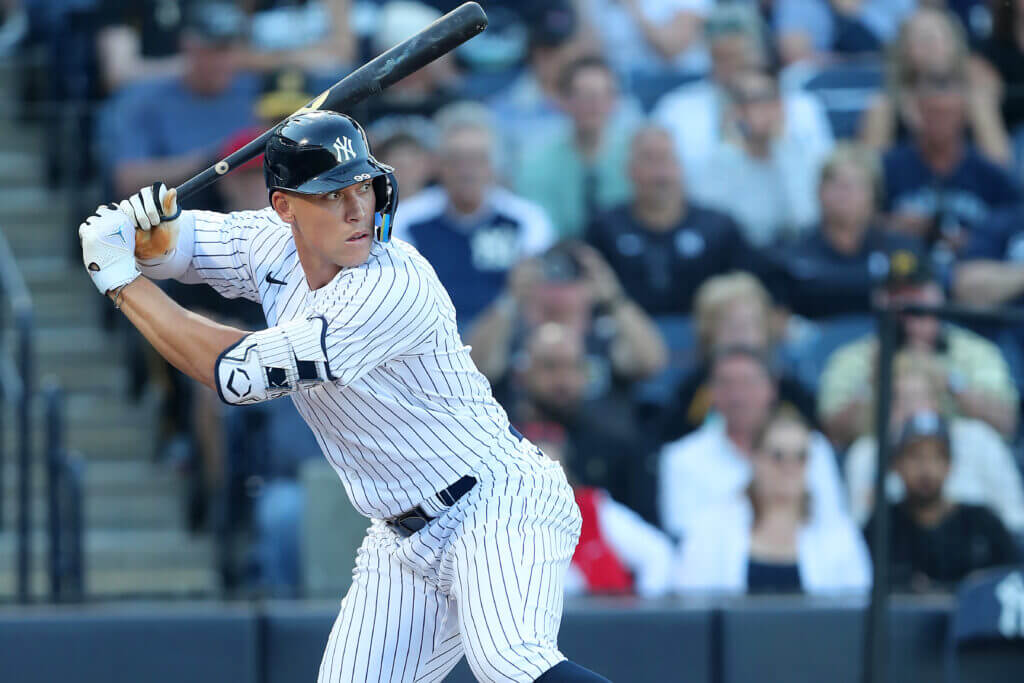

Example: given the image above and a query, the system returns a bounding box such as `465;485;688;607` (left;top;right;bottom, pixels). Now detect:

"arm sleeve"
320;249;439;386
598;494;676;598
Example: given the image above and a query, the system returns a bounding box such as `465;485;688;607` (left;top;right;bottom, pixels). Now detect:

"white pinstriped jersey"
184;207;537;519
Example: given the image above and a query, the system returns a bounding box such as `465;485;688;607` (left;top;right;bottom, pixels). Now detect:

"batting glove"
79;204;141;295
118;182;183;265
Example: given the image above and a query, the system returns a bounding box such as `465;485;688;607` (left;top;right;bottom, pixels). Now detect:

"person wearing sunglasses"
673;407;870;595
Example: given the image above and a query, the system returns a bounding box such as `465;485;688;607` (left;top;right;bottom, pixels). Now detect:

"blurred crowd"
10;0;1024;598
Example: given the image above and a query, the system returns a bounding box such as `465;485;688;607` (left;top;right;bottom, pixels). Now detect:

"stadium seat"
793;59;884;140
948;566;1024;683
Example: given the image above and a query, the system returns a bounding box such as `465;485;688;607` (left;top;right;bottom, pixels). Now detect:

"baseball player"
77;111;609;683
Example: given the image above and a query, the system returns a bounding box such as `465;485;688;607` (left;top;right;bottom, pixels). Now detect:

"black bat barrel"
174;2;487;203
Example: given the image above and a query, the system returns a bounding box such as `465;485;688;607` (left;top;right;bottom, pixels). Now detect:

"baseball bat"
174;2;488;204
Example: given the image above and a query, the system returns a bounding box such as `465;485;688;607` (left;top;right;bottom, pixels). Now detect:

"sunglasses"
765;447;808;464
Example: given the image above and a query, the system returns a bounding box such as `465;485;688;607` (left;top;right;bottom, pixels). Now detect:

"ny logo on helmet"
333;136;356;163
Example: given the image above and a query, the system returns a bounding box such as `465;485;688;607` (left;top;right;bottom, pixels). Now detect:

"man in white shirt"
659;345;846;540
652;3;833;182
689;67;827;246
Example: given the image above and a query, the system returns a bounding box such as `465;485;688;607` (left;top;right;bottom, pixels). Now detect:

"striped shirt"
185;208;535;519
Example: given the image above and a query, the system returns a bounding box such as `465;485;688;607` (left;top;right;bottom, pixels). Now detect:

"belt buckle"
389;505;432;538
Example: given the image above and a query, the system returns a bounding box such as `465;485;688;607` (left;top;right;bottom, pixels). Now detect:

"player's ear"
271;190;296;224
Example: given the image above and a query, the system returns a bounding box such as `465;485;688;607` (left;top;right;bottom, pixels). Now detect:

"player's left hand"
78;204;141;295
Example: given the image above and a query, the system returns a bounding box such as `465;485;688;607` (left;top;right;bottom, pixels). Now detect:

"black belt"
385;475;477;538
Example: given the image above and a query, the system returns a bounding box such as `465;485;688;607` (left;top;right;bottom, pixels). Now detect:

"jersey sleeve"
183;209;291;303
317;247;439;386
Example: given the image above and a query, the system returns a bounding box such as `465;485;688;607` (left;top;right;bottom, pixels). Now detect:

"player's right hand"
118;182;182;261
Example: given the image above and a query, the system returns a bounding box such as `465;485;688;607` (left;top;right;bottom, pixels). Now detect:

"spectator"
767;144;921;320
652;272;818;445
865;411;1021;593
774;0;915;65
586;125;752;316
883;42;1021;262
973;0;1024;155
658;346;847;541
367;116;437;201
675;407;871;595
689;67;825;247
951;204;1024;342
488;0;593;178
393;102;555;327
469;242;666;520
353;1;463;124
96;0;354;95
581;0;711;78
515;56;635;239
818;245;1019;447
845;350;1024;533
512;323;669;557
107;2;260;206
95;0;186;93
250;396;324;597
860;7;1011;168
216;128;267;212
652;3;833;181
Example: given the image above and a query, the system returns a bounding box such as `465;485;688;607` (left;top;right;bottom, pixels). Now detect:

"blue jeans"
255;480;304;596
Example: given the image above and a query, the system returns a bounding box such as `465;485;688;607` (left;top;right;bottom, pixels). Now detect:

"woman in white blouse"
675;407;871;595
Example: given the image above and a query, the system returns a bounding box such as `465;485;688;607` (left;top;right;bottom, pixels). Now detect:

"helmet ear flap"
373;171;399;242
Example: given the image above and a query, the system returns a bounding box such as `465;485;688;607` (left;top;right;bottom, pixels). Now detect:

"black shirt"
865;501;1021;592
586;203;752;316
883;144;1021;239
100;0;187;58
764;227;922;319
747;558;803;594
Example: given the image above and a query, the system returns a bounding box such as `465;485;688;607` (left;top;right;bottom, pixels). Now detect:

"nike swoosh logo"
265;273;288;286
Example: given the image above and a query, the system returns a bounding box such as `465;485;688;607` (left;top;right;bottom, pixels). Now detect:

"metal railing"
42;381;83;601
0;225;34;603
863;301;1024;683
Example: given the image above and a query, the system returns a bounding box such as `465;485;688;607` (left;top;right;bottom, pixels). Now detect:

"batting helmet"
264;111;399;241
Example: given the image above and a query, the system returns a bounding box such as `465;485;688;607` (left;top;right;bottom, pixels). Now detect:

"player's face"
284;181;377;268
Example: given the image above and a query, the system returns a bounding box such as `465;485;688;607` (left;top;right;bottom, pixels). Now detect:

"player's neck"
293;229;342;291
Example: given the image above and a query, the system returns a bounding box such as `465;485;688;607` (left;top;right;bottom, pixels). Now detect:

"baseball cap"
183;2;248;44
524;0;577;49
883;246;935;289
256;69;314;123
894;410;951;454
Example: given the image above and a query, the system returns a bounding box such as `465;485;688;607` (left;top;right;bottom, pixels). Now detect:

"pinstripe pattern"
318;448;581;683
179;208;583;681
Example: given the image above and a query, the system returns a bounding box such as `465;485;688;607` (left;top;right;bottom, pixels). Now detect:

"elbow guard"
215;315;335;405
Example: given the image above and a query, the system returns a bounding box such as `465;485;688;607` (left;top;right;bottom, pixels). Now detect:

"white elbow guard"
215;315;335;405
137;211;196;280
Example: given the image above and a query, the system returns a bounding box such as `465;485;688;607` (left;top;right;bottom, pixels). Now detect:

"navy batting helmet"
264;111;399;242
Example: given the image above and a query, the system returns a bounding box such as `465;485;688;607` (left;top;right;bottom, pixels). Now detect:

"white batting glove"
118;182;182;264
78;204;141;295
